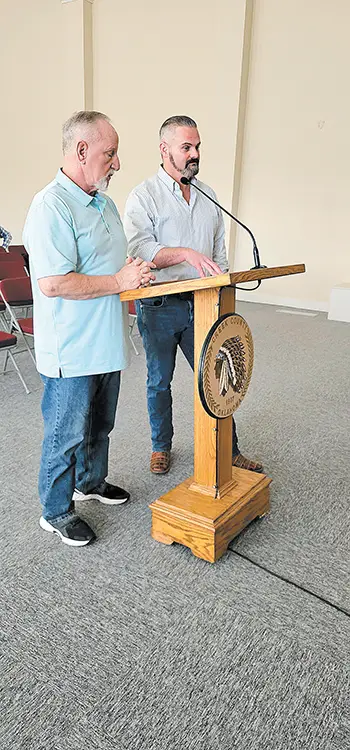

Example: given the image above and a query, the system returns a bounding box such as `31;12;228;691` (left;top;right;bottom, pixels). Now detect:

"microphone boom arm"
181;177;265;270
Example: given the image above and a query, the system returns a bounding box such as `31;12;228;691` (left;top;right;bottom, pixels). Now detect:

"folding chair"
0;259;31;331
128;300;140;355
0;277;36;364
8;245;30;273
0;331;30;394
0;255;28;279
0;298;8;332
7;244;28;259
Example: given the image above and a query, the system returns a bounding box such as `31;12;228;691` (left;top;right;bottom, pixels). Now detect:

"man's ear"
77;140;88;164
160;141;168;160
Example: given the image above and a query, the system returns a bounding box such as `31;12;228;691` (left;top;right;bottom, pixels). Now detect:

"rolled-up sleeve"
124;190;164;262
23;194;77;279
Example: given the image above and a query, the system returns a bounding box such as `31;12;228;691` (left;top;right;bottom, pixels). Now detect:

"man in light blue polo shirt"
23;111;155;547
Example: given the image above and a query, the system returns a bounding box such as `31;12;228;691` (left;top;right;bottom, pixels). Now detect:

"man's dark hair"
159;115;197;141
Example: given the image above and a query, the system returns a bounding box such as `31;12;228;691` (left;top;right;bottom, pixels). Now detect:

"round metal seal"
198;313;254;419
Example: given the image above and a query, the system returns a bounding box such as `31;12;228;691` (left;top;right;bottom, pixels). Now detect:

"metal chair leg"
14;327;36;365
129;332;139;355
7;350;30;394
3;351;9;372
129;317;139;355
0;311;10;331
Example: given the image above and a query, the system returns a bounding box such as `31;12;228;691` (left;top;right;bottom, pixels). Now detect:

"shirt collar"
55;169;97;207
157;165;197;194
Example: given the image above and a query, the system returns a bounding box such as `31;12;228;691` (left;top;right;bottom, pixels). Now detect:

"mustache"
186;159;199;166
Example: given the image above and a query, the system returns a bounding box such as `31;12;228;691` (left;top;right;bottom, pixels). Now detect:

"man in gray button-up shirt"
124;115;263;476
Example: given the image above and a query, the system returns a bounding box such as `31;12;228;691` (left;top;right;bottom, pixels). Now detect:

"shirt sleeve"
123;190;164;262
0;225;12;250
23;194;78;279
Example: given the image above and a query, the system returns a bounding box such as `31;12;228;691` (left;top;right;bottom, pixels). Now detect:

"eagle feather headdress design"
214;336;246;397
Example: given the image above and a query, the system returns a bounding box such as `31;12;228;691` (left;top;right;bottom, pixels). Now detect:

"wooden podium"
120;264;305;562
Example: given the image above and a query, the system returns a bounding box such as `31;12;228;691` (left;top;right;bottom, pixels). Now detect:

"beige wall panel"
93;0;248;236
0;0;86;242
236;0;350;308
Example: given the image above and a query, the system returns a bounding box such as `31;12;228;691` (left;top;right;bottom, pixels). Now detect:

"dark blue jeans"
39;372;120;521
136;295;239;454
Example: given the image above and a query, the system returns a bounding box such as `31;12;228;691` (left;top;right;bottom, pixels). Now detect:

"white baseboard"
236;291;328;313
328;284;350;322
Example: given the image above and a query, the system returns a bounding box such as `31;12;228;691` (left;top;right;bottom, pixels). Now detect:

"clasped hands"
123;256;157;289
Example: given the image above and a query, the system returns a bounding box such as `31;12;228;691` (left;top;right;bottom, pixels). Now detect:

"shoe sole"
39;517;93;547
232;462;264;474
232;468;264;474
72;490;129;505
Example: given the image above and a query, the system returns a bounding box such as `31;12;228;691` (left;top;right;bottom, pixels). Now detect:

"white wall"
92;0;248;234
1;0;349;312
235;0;350;309
0;0;89;242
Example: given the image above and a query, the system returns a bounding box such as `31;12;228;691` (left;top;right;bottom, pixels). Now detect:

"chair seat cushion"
17;318;34;335
0;332;17;348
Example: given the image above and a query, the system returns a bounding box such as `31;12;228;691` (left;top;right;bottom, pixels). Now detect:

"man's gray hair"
62;111;111;155
159;115;197;141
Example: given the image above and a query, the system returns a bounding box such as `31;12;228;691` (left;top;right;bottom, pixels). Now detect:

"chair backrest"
128;300;137;316
8;245;30;274
0;276;33;305
0;256;27;279
8;244;28;257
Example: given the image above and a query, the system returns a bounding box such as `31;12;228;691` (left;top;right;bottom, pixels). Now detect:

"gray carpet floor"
0;301;349;750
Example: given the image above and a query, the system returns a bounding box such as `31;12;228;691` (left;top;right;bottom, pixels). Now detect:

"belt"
172;292;193;301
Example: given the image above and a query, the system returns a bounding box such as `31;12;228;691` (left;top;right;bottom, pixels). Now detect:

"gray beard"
182;162;199;180
169;152;199;180
94;176;110;192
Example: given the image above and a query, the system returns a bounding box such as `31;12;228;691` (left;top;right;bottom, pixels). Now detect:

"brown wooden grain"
192;287;220;492
150;468;271;562
126;264;305;561
229;263;305;285
119;264;305;302
119;273;231;302
190;284;237;497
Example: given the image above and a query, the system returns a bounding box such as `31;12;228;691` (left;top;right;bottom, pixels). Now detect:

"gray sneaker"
39;514;96;547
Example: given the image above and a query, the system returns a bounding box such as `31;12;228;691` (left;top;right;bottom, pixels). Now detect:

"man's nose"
112;155;120;171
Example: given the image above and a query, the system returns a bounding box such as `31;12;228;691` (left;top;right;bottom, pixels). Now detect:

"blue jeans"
39;372;120;521
136;295;239;454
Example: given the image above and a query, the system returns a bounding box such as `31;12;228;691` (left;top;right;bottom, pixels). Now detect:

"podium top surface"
119;263;305;302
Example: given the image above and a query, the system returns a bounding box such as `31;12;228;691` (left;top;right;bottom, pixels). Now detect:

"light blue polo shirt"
23;169;130;378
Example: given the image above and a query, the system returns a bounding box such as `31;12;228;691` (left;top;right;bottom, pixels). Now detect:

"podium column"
190;285;236;499
149;281;271;562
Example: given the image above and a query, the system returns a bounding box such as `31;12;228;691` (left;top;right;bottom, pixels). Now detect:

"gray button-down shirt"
124;167;229;283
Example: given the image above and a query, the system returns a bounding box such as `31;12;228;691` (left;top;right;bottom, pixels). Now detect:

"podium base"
149;467;271;563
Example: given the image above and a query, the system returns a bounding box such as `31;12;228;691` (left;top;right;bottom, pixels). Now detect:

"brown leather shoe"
150;451;171;474
232;453;264;473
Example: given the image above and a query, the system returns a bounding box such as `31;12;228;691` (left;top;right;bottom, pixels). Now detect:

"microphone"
180;176;266;270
